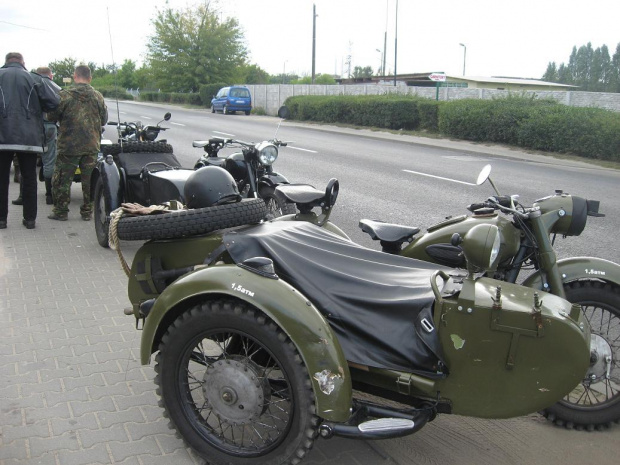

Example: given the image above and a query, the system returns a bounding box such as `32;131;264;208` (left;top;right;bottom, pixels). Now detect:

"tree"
351;66;373;79
48;57;77;87
146;2;247;92
542;62;558;82
238;64;270;84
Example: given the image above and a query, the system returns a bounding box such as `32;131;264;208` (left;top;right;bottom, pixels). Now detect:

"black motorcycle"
193;112;295;218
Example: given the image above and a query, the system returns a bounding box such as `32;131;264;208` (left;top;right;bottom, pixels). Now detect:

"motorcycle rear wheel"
259;186;296;219
541;280;620;430
154;299;318;465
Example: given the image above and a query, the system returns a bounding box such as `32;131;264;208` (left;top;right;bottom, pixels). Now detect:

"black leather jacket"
0;62;60;154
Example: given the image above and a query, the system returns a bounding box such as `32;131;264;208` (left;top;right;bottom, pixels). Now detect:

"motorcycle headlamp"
462;224;502;272
256;142;278;166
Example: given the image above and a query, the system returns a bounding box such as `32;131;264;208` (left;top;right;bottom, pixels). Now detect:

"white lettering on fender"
231;283;255;297
585;269;606;276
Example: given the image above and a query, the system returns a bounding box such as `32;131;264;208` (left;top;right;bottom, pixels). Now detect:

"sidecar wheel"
259;186;296;219
116;198;267;241
94;178;110;248
154;300;318;465
541;281;620;429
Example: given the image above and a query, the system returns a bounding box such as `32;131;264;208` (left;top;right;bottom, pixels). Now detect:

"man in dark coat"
0;52;60;229
47;65;107;221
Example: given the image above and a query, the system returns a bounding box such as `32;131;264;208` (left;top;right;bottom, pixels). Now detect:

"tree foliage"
146;2;247;92
543;42;620;92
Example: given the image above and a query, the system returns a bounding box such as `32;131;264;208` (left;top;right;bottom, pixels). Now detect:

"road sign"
429;73;447;82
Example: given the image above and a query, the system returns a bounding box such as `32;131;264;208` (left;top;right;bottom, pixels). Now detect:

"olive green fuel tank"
401;214;521;268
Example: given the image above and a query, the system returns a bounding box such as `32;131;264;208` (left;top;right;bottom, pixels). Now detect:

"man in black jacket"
0;52;60;229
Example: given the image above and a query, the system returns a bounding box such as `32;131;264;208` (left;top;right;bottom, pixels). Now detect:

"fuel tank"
402;214;521;268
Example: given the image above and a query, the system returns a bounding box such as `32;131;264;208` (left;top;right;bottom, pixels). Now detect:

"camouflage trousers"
51;151;97;216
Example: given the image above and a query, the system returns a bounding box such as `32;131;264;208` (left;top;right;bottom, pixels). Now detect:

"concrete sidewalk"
1;151;617;465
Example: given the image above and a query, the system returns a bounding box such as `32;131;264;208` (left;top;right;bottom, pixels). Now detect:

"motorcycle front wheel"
541;280;620;430
94;178;110;248
154;299;318;465
259;186;296;218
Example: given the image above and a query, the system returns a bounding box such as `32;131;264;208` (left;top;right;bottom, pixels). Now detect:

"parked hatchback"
211;86;252;115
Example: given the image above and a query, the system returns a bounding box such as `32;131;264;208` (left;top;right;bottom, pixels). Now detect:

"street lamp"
283;60;288;84
459;43;466;76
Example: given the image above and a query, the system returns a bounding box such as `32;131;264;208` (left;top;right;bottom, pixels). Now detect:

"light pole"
283;60;287;84
459;43;467;76
376;49;383;76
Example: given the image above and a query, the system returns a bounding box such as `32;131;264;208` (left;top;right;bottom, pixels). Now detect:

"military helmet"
184;166;242;209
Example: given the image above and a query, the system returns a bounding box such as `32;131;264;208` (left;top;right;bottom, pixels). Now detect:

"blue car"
211;86;252;115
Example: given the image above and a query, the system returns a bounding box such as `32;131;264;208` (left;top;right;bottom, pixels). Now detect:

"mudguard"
94;156;123;213
139;264;352;422
522;256;620;290
258;172;289;188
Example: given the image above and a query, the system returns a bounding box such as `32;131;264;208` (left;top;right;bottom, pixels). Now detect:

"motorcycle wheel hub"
586;334;613;382
202;358;269;424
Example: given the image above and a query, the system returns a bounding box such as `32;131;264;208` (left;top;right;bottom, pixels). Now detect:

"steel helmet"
184;166;242;208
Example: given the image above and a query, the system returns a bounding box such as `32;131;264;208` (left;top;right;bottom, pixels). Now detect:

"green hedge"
284;95;441;131
284;95;620;161
138;92;202;106
95;86;134;100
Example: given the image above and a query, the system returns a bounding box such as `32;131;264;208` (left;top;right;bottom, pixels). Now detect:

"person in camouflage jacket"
47;65;107;221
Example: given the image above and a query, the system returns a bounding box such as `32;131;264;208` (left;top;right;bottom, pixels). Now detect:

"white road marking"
287;146;318;153
213;131;235;137
171;122;185;126
140;116;152;119
403;169;476;186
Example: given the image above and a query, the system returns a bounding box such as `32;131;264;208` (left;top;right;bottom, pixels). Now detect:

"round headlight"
462;224;502;272
256;142;278;166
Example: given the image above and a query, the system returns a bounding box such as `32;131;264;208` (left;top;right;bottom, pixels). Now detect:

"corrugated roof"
448;75;577;88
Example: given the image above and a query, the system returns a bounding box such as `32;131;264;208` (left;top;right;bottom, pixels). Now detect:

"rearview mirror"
476;164;492;185
277;106;290;119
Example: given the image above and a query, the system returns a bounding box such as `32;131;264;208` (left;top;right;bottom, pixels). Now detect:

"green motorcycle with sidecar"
359;164;620;430
118;168;593;465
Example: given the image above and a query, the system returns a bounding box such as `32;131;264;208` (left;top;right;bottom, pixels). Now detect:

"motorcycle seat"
359;219;420;243
276;184;325;206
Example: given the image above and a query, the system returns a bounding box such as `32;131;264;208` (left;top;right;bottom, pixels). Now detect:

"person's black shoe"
46;194;53;205
0;220;7;229
12;196;23;205
48;212;68;221
22;219;35;229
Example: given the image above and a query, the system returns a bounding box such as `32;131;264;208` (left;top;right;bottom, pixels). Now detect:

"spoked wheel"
541;281;620;430
155;300;318;464
93;178;110;248
259;185;296;219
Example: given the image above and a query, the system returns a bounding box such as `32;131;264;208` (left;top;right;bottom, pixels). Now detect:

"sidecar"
92;144;194;248
123;182;592;465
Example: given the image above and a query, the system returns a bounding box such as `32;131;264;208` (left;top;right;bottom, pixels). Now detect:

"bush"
199;83;227;107
96;86;134;100
137;92;201;106
284;95;434;131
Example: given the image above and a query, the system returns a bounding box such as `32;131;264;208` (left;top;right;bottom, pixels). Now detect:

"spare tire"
116;198;267;241
102;141;174;156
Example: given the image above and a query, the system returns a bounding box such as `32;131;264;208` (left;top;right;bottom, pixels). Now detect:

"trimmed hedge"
284;95;441;131
139;92;202;106
96;86;134;100
284;95;620;161
199;83;227;107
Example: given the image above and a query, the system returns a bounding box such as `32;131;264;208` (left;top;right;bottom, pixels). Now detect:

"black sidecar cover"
225;221;450;375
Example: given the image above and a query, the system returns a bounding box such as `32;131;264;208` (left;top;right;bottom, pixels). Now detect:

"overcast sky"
2;0;619;80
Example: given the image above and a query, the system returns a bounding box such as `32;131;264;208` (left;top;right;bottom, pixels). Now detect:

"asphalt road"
107;99;620;265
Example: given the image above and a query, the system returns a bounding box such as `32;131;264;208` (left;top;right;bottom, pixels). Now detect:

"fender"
96;156;123;213
139;264;352;422
258;171;289;188
522;256;620;290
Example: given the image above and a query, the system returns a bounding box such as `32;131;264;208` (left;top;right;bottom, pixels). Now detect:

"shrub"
199;83;227;106
95;86;134;100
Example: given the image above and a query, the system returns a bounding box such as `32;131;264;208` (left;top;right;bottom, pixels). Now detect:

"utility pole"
383;0;388;78
312;4;317;84
394;0;398;86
